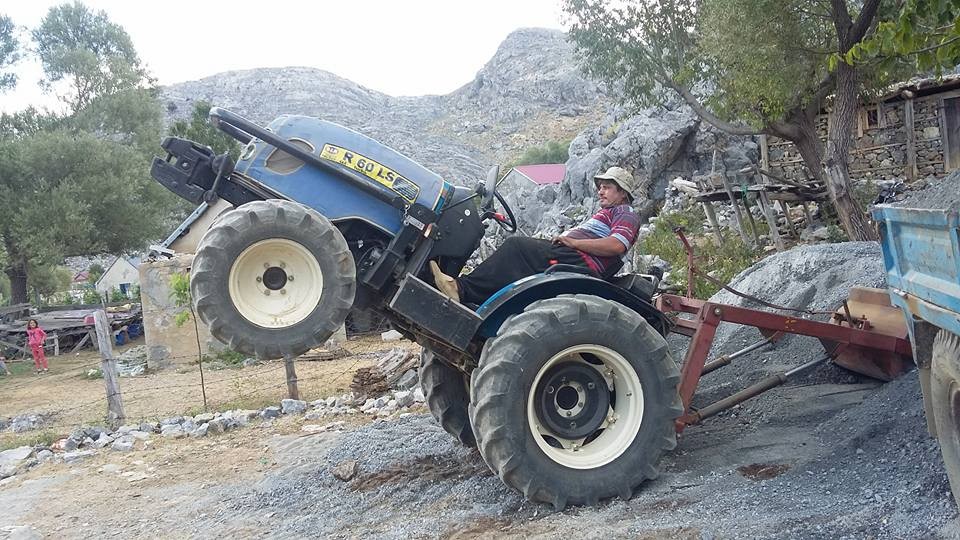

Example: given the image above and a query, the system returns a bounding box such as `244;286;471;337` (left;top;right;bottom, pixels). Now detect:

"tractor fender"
475;272;670;339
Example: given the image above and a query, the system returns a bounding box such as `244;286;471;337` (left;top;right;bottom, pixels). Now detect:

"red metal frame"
656;229;913;432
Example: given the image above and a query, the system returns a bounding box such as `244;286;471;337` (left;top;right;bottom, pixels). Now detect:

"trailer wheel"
931;329;960;507
469;295;682;509
191;199;355;359
419;349;476;447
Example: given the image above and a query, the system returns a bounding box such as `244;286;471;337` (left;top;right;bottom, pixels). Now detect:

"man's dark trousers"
457;236;588;305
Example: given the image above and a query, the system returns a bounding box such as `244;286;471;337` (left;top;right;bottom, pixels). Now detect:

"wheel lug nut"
565;411;572;417
288;275;295;282
280;262;286;269
263;262;270;269
546;386;554;394
587;382;595;390
256;276;262;283
263;290;270;296
280;289;286;295
569;422;576;429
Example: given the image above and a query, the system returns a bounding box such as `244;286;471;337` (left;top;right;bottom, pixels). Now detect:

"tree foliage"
170;101;241;159
0;3;177;304
0;14;20;92
563;0;899;241
506;139;570;169
32;2;150;113
28;264;72;300
846;0;960;74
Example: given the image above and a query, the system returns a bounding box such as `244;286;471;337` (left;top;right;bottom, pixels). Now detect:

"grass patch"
212;394;278;413
198;349;248;369
639;205;761;299
0;430;58;451
2;361;39;378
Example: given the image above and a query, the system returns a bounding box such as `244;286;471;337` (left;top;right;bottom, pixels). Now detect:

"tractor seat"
543;262;660;302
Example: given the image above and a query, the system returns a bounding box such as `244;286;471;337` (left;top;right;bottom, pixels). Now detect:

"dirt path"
0;335;417;445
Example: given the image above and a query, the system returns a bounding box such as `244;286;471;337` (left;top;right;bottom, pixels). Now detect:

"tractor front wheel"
191;199;355;359
469;295;682;509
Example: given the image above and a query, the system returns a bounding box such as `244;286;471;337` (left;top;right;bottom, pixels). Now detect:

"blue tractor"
151;108;681;508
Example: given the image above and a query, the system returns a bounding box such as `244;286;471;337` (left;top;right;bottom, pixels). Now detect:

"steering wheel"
478;166;518;233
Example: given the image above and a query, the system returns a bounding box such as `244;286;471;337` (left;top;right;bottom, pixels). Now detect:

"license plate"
319;144;420;203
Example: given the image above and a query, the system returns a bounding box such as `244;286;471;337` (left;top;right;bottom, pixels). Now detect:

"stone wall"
766;94;948;184
138;255;224;369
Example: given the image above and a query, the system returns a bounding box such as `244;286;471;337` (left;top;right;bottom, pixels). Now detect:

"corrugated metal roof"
513;163;565;185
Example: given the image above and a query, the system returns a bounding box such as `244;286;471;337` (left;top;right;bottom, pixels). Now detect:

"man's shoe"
429;261;460;303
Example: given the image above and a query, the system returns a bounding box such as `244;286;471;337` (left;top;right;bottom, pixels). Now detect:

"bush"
82;288;102;304
199;348;248;369
505;139;571;170
639;206;761;298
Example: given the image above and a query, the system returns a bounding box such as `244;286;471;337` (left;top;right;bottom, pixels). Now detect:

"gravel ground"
175;241;957;538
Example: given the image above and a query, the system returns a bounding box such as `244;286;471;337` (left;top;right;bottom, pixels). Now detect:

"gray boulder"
281;399;307;415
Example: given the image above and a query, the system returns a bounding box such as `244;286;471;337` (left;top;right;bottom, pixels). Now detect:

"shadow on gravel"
350;453;493;491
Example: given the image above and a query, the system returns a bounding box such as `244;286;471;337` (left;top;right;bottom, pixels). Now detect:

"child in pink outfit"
26;319;47;374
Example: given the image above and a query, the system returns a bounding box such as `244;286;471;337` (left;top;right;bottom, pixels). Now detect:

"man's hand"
552;235;577;248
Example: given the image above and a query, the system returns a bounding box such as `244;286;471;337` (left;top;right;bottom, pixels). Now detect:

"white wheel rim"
526;345;644;469
227;238;323;328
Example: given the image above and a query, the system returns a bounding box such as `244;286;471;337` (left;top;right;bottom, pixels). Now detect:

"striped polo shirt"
563;204;641;275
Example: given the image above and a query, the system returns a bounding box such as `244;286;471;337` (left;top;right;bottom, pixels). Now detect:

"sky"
0;0;567;113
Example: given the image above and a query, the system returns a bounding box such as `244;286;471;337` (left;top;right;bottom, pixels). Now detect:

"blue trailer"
874;205;960;504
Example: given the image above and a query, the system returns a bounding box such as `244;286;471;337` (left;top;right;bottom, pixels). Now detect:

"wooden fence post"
94;310;125;426
285;354;299;400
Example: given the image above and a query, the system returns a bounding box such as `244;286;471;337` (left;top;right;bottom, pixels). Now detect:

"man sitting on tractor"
430;166;641;305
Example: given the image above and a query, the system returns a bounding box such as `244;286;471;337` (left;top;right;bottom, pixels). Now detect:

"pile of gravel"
687;242;887;407
891;169;960;210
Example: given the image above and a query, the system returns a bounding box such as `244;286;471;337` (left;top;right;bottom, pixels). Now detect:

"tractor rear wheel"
419;349;475;447
931;329;960;508
191;199;355;359
469;295;682;509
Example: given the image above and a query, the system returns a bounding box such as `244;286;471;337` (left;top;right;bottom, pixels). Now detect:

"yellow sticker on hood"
319;144;420;203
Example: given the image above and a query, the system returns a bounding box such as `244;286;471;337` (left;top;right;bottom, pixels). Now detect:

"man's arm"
554;235;626;257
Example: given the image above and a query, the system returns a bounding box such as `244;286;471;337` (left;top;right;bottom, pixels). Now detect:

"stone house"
763;74;960;184
95;256;141;298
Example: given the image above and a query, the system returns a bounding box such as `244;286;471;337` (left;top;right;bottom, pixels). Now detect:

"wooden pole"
94;310;125;426
701;202;724;246
800;202;815;232
778;201;801;238
285;354;299;400
757;191;785;251
741;195;761;246
904;96;917;181
719;173;751;244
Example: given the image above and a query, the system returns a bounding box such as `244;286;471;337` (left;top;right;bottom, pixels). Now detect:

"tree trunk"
4;260;28;305
783;106;876;242
2;233;29;305
823;62;878;241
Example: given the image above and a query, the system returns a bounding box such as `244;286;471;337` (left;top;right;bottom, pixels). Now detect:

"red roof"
513;164;565;185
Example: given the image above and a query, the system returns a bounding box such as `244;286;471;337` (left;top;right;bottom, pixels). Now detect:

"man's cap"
594;166;637;200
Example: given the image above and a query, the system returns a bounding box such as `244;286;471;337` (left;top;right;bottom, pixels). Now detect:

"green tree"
506;139;570;170
170;101;241;159
0;14;20;92
0;4;177;305
563;0;901;241
87;263;104;284
848;0;960;73
32;2;150;113
29;264;72;302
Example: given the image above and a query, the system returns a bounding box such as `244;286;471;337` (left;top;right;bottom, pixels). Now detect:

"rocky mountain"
161;28;608;184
